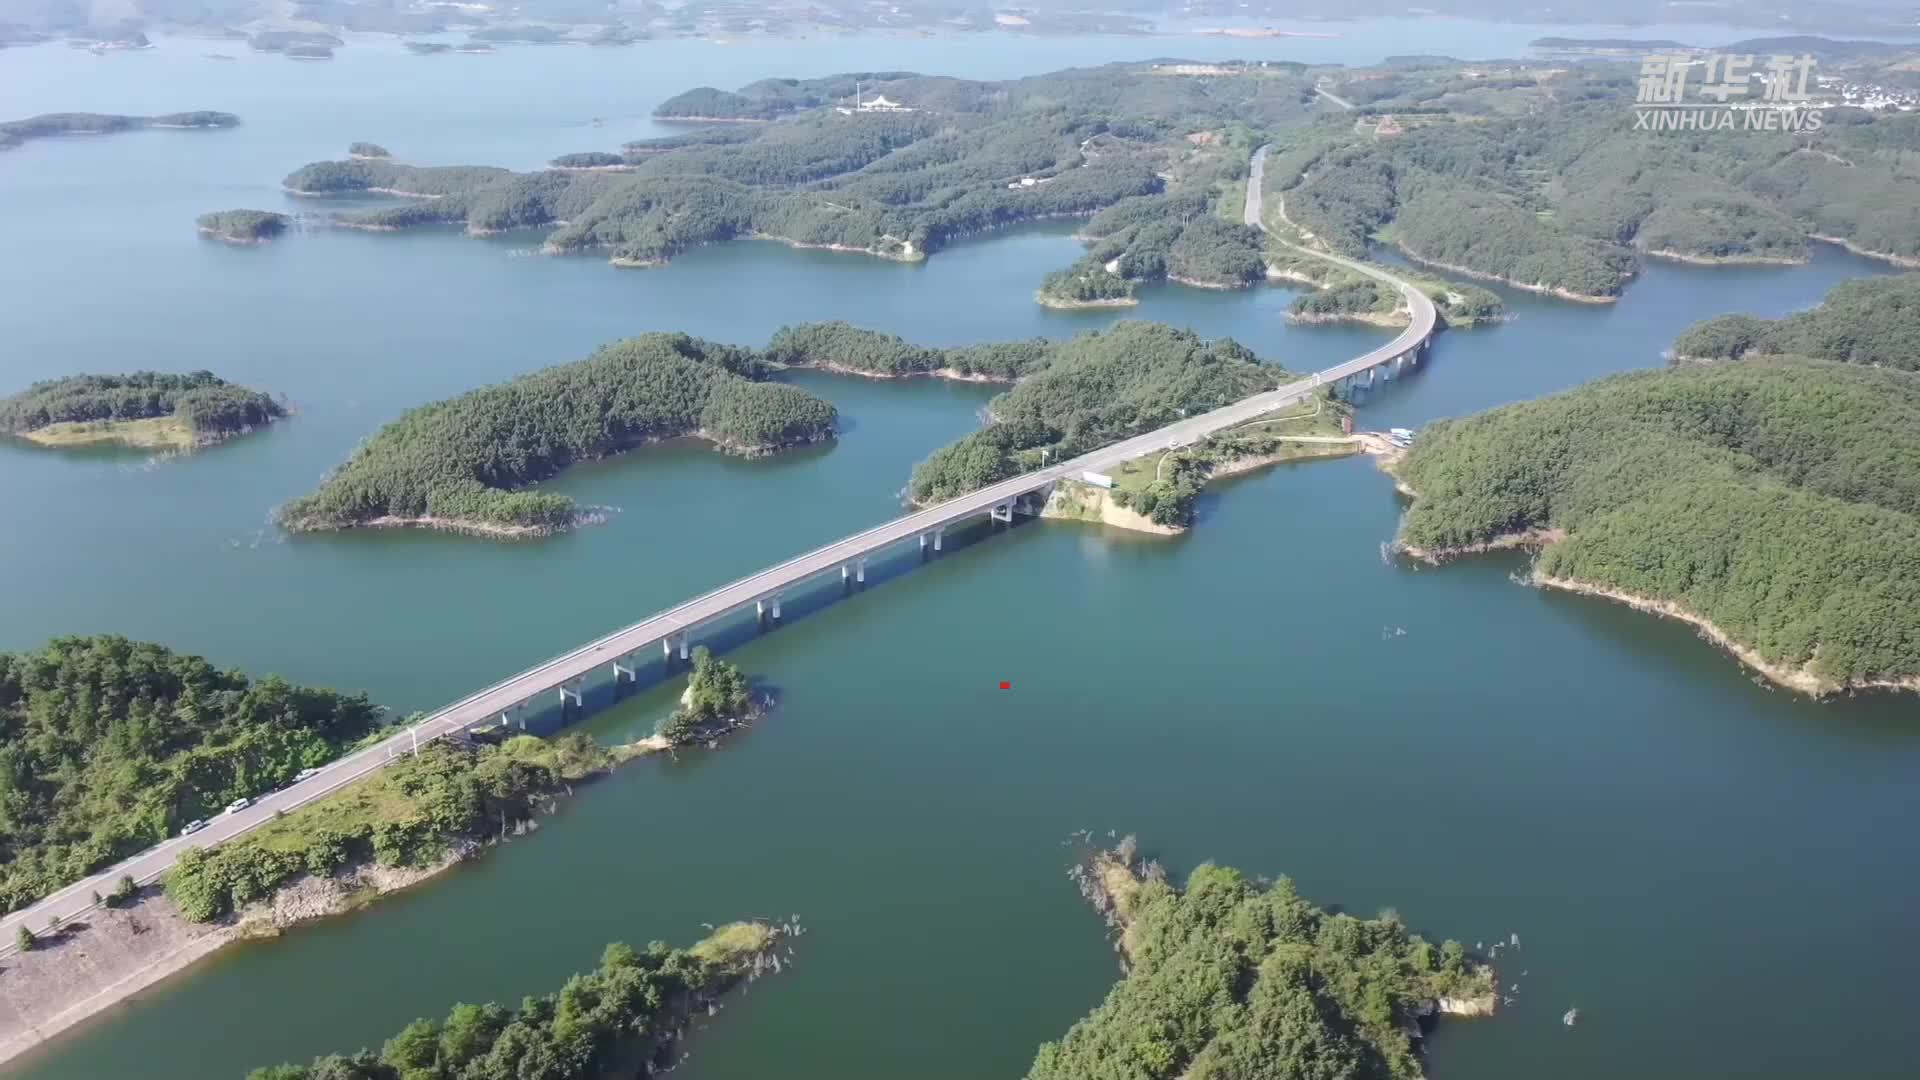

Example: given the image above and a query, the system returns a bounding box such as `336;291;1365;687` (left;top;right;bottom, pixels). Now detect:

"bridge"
0;146;1437;949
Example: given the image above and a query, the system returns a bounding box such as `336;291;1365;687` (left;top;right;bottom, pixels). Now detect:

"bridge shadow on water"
486;512;1034;740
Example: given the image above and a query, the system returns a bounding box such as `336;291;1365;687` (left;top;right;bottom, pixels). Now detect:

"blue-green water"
2;32;1916;1080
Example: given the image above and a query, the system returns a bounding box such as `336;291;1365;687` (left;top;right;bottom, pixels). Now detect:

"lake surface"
4;31;1918;1080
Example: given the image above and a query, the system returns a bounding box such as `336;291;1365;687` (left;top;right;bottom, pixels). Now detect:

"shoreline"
1036;292;1137;309
787;361;1013;384
1534;573;1920;698
195;226;275;245
1643;247;1808;266
1393;245;1620;304
1809;234;1920;268
1392;522;1919;697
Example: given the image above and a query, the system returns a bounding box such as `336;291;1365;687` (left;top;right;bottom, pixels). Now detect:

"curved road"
0;145;1437;952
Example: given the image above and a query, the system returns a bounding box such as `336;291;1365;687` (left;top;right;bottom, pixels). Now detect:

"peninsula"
195;208;290;243
246;924;789;1080
0;370;285;450
0;110;238;151
274;333;838;537
1673;272;1920;369
1036;841;1497;1080
1390;357;1920;695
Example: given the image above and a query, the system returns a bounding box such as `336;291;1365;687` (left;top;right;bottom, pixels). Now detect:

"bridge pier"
557;679;583;714
856;556;866;583
757;594;783;624
990;501;1013;524
934;526;944;552
612;655;636;686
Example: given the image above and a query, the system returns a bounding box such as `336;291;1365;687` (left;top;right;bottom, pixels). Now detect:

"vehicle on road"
180;819;207;836
223;797;251;815
294;767;320;782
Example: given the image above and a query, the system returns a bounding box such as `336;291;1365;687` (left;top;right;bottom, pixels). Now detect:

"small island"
195;208;290;244
348;141;391;159
0;110;239;151
1;371;285;451
1036;840;1497;1080
274;333;839;538
658;647;762;746
246;924;788;1080
1389;355;1920;695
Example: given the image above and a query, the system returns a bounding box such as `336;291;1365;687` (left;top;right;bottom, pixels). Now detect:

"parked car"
180;819;208;836
294;767;320;783
223;797;251;815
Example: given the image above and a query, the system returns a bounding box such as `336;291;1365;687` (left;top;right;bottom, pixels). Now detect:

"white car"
223;797;251;815
180;819;208;836
294;767;320;783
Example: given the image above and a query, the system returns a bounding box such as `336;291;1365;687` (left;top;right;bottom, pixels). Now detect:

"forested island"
0;635;381;915
276;64;1337;298
275;333;838;537
0;370;285;450
1033;842;1496;1080
196;209;290;243
245;924;788;1080
658;648;759;746
1273;59;1920;298
1673;273;1920;369
0;110;238;151
906;321;1362;529
1392;357;1920;694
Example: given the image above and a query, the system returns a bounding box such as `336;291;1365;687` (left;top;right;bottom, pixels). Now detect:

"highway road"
0;145;1437;950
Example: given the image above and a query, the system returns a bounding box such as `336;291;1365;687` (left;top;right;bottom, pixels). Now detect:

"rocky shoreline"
1394;245;1620;304
0;851;470;1067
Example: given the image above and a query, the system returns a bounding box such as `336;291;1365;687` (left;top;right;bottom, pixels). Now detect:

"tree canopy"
1673;273;1920;369
1030;851;1492;1080
0;371;283;437
275;333;838;534
657;647;753;745
1395;358;1920;689
0;636;380;914
909;322;1289;503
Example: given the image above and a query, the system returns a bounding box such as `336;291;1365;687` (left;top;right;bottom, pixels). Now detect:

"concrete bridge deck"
0;144;1438;949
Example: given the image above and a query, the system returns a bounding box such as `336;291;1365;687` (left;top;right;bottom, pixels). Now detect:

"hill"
1392;358;1920;694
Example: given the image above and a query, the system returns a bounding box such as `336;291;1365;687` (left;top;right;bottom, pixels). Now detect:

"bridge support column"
933;526;944;552
558;680;583;713
990;501;1013;524
612;656;636;686
771;593;782;620
679;635;690;661
855;557;866;584
841;563;850;584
